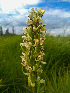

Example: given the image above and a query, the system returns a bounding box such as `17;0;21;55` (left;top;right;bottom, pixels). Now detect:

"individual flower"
40;79;45;83
22;52;26;57
34;39;39;45
28;66;32;73
41;61;47;64
20;43;24;47
37;76;40;81
38;8;41;13
21;63;26;67
31;82;35;87
33;26;37;32
39;18;44;23
25;64;30;70
28;42;32;47
25;19;33;25
28;14;33;19
37;65;43;74
43;24;46;27
27;34;32;41
38;55;43;61
23;27;28;34
22;36;27;39
41;10;45;14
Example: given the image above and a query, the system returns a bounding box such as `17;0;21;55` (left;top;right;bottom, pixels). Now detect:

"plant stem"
32;87;35;93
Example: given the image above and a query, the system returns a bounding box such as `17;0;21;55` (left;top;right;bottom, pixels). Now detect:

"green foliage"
0;34;70;92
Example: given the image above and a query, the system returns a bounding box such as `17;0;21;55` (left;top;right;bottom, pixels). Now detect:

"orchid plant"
20;7;47;93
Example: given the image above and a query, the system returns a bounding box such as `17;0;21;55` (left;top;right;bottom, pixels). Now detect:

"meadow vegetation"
0;34;70;93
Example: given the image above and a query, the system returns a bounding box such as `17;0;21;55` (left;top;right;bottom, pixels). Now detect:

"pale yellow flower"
39;18;44;23
23;27;28;34
40;79;45;83
41;10;45;14
36;16;40;22
22;52;26;57
22;36;27;39
40;37;43;41
20;57;26;63
23;39;28;43
41;70;43;73
28;66;32;72
42;52;45;55
27;34;32;41
28;10;34;14
23;27;26;31
33;27;37;32
35;7;37;11
34;39;39;45
28;14;33;19
43;24;46;27
31;82;35;87
28;42;32;47
38;55;43;61
23;41;27;45
40;40;44;45
22;42;30;49
37;76;40;81
21;63;26;67
20;43;25;47
37;65;43;73
37;16;40;20
35;58;39;62
23;38;28;43
25;19;33;25
31;7;35;11
41;27;47;31
24;42;32;49
25;65;30;70
41;61;47;64
38;8;41;13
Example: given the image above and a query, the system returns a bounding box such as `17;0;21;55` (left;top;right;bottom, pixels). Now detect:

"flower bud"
41;10;45;14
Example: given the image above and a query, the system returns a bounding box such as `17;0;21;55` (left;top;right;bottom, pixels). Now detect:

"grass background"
0;33;70;93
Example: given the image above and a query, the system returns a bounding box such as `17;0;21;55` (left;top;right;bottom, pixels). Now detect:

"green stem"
32;87;35;93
